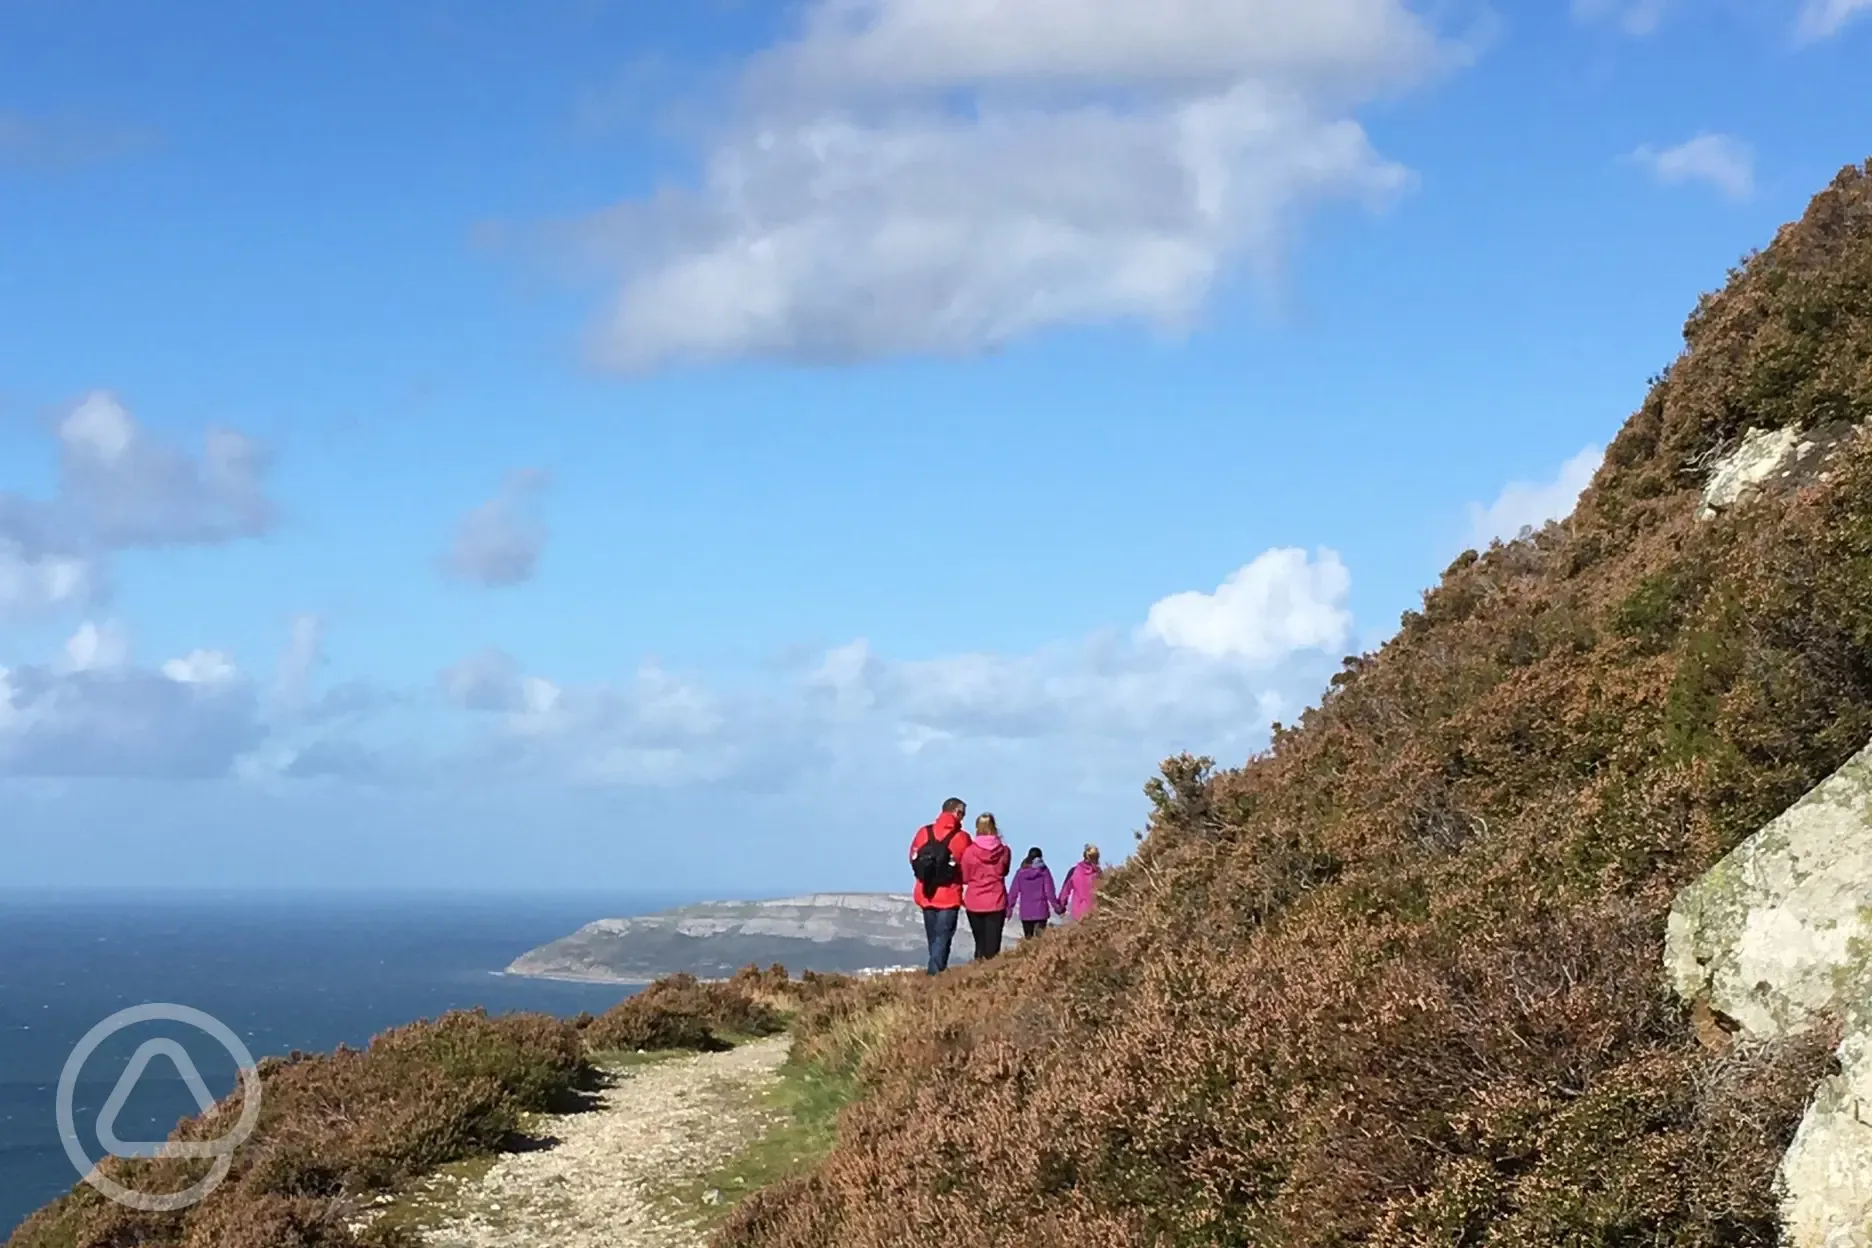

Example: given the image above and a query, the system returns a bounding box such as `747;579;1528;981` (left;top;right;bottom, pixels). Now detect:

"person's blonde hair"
975;813;998;838
1083;843;1100;864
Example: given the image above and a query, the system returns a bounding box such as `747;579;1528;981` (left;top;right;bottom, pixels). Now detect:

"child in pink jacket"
1058;844;1103;922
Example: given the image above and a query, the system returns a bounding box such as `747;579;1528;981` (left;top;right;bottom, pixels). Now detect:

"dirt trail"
404;1037;790;1248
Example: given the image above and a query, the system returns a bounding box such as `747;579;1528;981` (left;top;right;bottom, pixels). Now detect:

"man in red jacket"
909;798;972;974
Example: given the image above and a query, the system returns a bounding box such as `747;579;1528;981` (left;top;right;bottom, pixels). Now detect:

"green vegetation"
659;1051;864;1232
713;161;1872;1248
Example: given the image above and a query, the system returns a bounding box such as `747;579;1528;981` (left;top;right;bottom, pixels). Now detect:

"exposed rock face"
506;893;988;982
1697;421;1863;521
1699;426;1805;519
1665;737;1872;1247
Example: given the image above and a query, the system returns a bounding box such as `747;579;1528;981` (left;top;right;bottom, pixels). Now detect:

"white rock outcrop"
1699;426;1816;520
1666;737;1872;1247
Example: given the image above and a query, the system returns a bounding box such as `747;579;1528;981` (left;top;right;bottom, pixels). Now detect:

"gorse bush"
715;161;1872;1248
7;1009;591;1248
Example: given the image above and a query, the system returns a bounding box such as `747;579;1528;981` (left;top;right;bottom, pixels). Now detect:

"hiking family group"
908;797;1103;975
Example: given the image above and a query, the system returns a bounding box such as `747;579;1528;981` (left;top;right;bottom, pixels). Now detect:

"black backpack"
911;823;961;892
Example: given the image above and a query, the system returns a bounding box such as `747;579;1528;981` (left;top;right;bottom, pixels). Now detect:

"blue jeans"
922;905;960;975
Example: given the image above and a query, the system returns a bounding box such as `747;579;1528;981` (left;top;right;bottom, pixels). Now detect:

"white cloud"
0;391;276;619
1576;0;1867;39
1796;0;1872;38
570;0;1468;369
0;633;261;779
426;544;1354;792
1141;546;1352;663
0;541;94;618
753;0;1442;97
442;653;769;788
1465;444;1604;549
439;648;530;712
161;649;240;686
56;392;275;549
1627;134;1754;201
18;539;1351;793
443;469;550;587
272;613;326;714
61;621;131;672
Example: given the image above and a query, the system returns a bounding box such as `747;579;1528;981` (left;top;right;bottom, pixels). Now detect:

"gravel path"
412;1038;790;1248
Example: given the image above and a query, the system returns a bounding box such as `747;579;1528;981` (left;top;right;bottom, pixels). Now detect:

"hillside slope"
718;162;1872;1248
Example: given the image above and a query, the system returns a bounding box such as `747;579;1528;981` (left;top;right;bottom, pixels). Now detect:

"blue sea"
0;888;688;1238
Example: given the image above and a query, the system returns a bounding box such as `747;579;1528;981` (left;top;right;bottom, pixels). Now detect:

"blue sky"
3;0;1869;894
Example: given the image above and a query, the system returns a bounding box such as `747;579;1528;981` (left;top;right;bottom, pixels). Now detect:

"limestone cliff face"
506;893;986;982
1665;736;1872;1247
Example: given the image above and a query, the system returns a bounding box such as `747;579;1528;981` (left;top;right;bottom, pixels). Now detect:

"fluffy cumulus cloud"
438;648;802;789
439;648;558;715
1141;547;1352;664
0;615;401;783
1627;134;1755;201
2;543;1354;792
443;469;550;587
0;623;261;779
1466;444;1605;549
0;391;276;619
0;541;93;618
572;0;1469;370
421;545;1354;792
61;621;132;672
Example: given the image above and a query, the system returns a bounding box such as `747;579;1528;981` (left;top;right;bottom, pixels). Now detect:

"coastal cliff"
505;893;981;982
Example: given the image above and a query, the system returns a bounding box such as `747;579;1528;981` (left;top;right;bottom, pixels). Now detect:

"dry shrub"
788;973;921;1076
6;1011;588;1248
715;161;1872;1248
582;970;789;1053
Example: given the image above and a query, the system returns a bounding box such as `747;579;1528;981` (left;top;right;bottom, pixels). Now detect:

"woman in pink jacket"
959;813;1012;960
1058;843;1103;922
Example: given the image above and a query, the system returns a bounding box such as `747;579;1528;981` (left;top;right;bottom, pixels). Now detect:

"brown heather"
579;968;794;1052
3;970;846;1248
7;1008;590;1248
716;162;1872;1248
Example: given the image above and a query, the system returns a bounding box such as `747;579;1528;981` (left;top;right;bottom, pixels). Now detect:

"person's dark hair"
941;797;965;814
1023;847;1044;867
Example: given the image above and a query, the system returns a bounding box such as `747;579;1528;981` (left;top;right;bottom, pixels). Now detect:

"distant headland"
503;892;995;983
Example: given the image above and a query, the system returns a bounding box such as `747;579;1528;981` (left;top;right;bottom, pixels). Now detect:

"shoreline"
497;964;920;987
495;968;656;986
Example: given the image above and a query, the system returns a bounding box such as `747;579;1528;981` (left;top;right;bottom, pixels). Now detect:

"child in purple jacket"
1006;846;1064;938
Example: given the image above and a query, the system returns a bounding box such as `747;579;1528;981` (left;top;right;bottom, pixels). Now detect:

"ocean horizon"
0;887;696;1238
